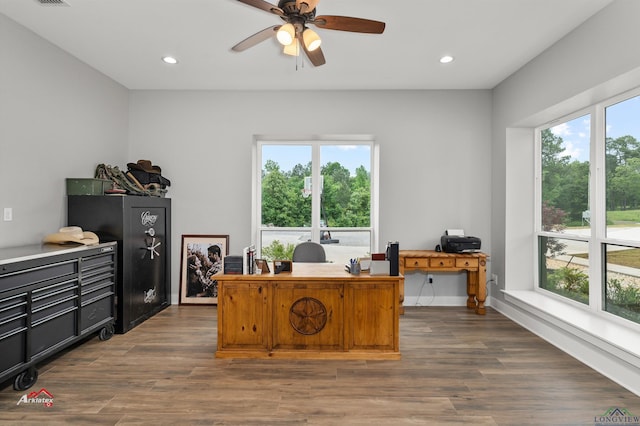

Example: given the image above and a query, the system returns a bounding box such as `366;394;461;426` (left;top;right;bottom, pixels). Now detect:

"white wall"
0;14;129;247
128;89;493;303
492;0;640;301
492;0;640;395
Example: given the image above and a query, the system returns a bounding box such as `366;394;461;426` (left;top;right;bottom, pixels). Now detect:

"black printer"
440;235;481;253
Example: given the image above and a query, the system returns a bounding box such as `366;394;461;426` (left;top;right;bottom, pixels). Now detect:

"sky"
261;144;371;175
551;95;640;162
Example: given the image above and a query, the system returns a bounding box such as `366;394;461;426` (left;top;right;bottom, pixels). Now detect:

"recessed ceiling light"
162;56;178;65
439;55;454;64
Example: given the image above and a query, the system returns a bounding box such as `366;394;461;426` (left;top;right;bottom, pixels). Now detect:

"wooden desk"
215;263;401;360
399;250;488;315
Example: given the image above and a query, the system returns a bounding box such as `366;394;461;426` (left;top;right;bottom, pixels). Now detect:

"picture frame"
273;259;292;274
255;258;270;274
179;234;229;305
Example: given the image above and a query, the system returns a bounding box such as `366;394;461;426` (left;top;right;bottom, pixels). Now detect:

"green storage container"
66;178;112;195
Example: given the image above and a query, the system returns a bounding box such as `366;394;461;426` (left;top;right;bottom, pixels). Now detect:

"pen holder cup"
350;264;361;275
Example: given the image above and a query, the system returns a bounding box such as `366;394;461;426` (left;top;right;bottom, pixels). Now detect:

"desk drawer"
404;258;428;268
429;258;455;268
456;258;479;268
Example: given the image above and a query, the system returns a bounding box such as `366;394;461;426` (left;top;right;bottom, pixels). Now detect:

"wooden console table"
399;250;488;315
215;263;401;360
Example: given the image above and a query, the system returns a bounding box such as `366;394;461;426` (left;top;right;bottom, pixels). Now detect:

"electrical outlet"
3;208;12;222
491;273;498;286
427;274;434;284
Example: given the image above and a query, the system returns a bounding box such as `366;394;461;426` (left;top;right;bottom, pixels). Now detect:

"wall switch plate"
3;208;12;221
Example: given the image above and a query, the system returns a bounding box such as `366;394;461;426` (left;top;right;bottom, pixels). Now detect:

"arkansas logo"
17;388;54;407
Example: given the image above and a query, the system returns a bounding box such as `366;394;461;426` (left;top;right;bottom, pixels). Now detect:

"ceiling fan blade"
296;0;319;14
236;0;284;16
313;15;386;34
231;26;279;52
298;34;326;66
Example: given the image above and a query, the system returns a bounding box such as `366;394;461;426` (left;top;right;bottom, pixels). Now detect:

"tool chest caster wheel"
13;368;38;391
99;323;115;341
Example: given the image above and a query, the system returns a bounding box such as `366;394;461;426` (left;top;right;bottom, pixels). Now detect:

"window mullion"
311;144;321;242
590;105;605;311
253;140;261;255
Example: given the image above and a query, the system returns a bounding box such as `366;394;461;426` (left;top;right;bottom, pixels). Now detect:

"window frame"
251;134;380;259
534;87;640;329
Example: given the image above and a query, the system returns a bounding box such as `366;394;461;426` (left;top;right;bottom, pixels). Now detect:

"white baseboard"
403;295;468;307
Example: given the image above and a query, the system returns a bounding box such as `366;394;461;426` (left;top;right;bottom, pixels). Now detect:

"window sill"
502;290;640;365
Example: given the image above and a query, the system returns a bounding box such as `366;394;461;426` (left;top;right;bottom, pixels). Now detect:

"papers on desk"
369;260;390;275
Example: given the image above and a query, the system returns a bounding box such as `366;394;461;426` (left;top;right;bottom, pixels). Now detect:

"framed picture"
273;259;292;274
179;234;229;305
255;258;270;274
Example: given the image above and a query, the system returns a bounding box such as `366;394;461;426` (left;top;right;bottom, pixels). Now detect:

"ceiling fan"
231;0;386;67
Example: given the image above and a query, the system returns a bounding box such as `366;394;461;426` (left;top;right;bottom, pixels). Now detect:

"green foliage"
605;278;640;323
544;266;589;304
606;209;640;223
261;160;310;227
605;135;640;210
606;135;640;211
548;266;589;293
607;278;640;306
610;157;640;210
261;240;295;261
541;129;571;210
542;129;640;222
544;265;640;321
541;129;590;222
261;159;370;227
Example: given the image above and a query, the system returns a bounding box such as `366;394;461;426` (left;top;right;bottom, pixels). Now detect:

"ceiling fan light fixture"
283;38;300;56
303;28;321;52
276;23;296;46
231;0;386;67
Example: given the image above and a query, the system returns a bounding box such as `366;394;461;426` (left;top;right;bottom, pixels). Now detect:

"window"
538;113;591;304
603;95;640;324
538;236;589;305
253;136;379;265
536;91;640;325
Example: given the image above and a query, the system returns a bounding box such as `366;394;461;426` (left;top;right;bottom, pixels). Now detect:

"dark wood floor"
1;306;639;425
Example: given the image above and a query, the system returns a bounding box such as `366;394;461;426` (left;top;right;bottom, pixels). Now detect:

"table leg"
466;271;478;310
398;271;404;315
398;266;405;315
475;260;487;315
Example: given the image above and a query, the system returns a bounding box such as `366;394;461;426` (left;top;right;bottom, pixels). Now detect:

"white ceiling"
1;0;614;91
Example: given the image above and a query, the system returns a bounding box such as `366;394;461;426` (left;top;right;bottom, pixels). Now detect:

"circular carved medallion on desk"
289;297;327;335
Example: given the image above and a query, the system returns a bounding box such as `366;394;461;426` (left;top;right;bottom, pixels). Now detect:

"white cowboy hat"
43;226;99;245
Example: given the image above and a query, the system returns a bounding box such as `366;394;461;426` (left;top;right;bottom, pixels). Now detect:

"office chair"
292;241;326;263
